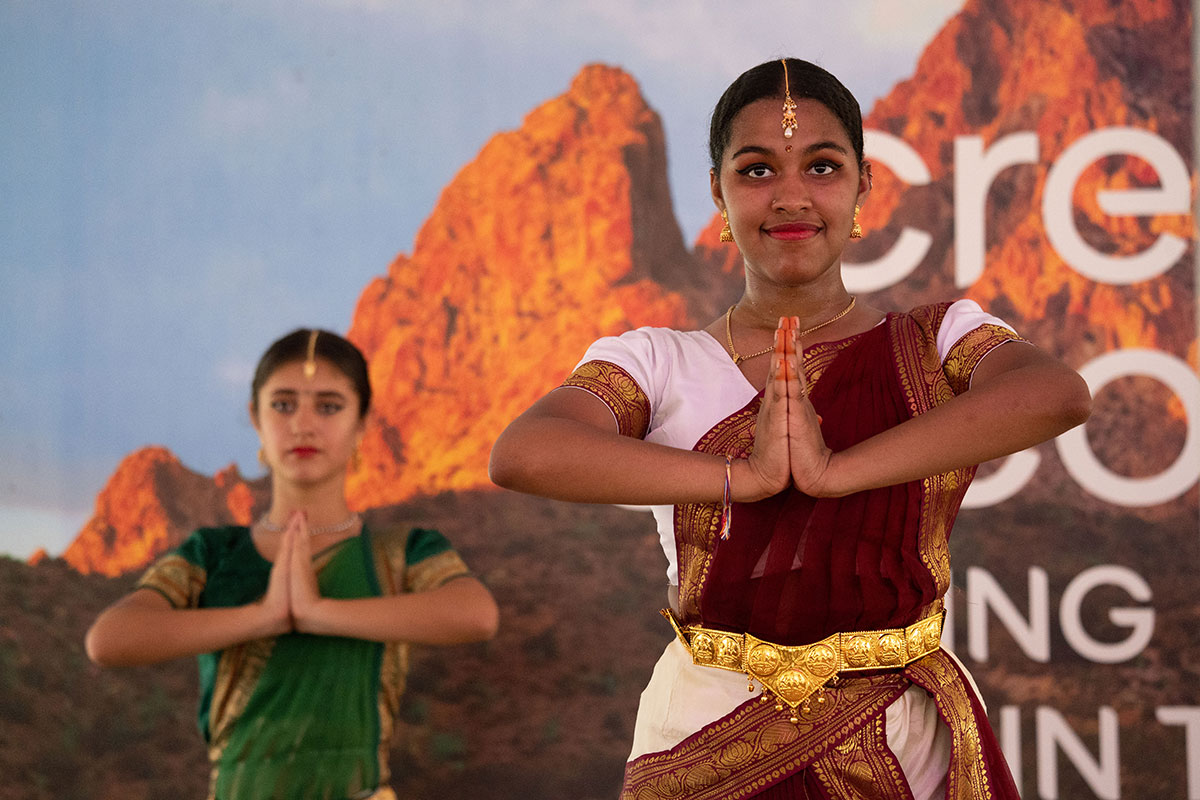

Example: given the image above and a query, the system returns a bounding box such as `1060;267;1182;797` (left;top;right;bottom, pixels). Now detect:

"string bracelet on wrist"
719;455;733;541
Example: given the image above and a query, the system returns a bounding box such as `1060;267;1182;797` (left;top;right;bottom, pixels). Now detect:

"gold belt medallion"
662;610;944;724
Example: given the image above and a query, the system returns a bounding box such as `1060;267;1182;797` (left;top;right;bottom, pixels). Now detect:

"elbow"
469;587;501;642
84;622;121;668
1057;372;1093;431
488;431;537;492
487;447;518;491
476;597;500;642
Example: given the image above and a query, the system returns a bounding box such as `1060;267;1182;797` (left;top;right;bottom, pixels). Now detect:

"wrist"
292;597;333;636
809;449;846;497
253;601;293;638
729;456;778;503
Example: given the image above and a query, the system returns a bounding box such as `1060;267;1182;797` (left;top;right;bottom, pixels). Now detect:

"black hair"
708;58;864;171
251;329;371;418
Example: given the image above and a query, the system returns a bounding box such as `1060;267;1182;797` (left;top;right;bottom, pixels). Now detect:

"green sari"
136;524;471;800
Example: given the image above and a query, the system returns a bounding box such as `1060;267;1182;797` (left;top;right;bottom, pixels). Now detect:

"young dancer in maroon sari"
491;59;1091;799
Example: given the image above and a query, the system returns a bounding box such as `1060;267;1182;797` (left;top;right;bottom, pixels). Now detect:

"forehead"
259;358;357;394
725;97;851;156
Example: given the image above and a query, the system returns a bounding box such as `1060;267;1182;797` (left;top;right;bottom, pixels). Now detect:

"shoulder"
362;523;455;565
172;525;250;565
576;326;718;369
894;300;1019;351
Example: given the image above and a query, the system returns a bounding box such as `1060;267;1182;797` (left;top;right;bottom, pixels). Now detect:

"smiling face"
711;96;869;291
251;358;364;490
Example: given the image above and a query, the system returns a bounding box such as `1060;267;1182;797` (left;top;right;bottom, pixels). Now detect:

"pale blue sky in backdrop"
0;0;964;558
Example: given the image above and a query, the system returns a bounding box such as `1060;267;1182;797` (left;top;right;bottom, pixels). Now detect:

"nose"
771;172;812;214
290;401;317;435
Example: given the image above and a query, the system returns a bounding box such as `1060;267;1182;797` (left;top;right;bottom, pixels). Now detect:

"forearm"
295;578;500;644
85;593;286;667
821;358;1091;496
490;416;732;505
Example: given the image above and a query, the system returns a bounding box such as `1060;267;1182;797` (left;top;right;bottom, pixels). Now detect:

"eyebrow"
730;140;850;159
269;388;349;400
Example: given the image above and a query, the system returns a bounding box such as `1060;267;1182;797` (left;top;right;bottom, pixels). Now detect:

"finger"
775;318;791;381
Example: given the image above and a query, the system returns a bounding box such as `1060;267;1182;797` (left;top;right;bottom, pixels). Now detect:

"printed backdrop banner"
1;1;1196;798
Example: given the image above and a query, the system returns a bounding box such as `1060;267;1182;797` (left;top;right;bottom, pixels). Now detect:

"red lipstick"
765;222;821;241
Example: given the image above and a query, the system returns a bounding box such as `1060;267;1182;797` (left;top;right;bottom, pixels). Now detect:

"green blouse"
136;524;471;800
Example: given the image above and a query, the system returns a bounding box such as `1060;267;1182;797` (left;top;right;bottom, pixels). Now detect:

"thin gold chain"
724;296;857;365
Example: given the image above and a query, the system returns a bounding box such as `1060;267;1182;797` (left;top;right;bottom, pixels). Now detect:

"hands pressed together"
261;511;331;636
735;316;836;502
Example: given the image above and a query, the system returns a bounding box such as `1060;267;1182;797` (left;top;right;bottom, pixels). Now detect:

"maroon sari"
569;304;1023;799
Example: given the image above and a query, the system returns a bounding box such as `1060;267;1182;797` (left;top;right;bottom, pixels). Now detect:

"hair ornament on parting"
780;59;798;139
303;330;319;379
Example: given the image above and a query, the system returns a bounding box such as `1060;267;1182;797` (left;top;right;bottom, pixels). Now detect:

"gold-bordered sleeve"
403;528;472;594
942;324;1029;395
135;553;207;608
560;360;650;439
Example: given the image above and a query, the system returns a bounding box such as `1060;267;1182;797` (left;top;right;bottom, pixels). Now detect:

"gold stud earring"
720;210;734;243
850;205;863;239
258;447;268;467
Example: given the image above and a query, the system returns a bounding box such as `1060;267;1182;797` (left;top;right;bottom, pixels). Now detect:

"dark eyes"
737;164;774;179
268;399;344;415
734;160;841;179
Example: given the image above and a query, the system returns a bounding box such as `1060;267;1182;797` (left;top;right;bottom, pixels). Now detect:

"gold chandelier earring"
850;205;863;239
720;210;734;243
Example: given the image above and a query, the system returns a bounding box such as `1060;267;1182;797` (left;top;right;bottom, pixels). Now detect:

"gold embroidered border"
620;674;908;800
206;637;277;792
800;333;870;393
810;714;911;799
905;651;994;800
369;527;410;787
135;554;206;608
891;307;975;598
674;399;758;624
405;549;470;594
943;324;1028;396
561;360;651;439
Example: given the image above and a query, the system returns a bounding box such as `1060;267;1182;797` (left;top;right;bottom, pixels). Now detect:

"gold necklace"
256;512;361;536
724;296;857;365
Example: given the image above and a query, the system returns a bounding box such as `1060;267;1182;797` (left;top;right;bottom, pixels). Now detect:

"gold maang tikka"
780;59;797;139
303;329;319;379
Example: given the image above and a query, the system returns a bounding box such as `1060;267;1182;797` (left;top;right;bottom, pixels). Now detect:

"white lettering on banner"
961;450;1040;508
1059;565;1154;664
953;133;1040;288
852;125;1195;509
854;125;1188;290
1156;707;1200;800
1057;349;1200;506
957;566;1154;663
999;706;1198;798
999;705;1023;790
842;130;933;292
960;349;1199;508
1043;127;1191;284
967;566;1051;662
1036;706;1120;800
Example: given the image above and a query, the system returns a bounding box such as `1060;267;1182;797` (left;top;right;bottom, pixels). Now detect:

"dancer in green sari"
87;329;499;800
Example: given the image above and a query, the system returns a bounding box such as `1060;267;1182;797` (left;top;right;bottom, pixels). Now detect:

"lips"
290;447;320;458
764;222;821;241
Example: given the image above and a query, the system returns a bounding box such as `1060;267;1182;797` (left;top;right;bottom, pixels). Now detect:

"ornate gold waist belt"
661;609;944;723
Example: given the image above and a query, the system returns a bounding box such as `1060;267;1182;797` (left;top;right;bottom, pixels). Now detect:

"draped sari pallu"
621;306;1022;800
